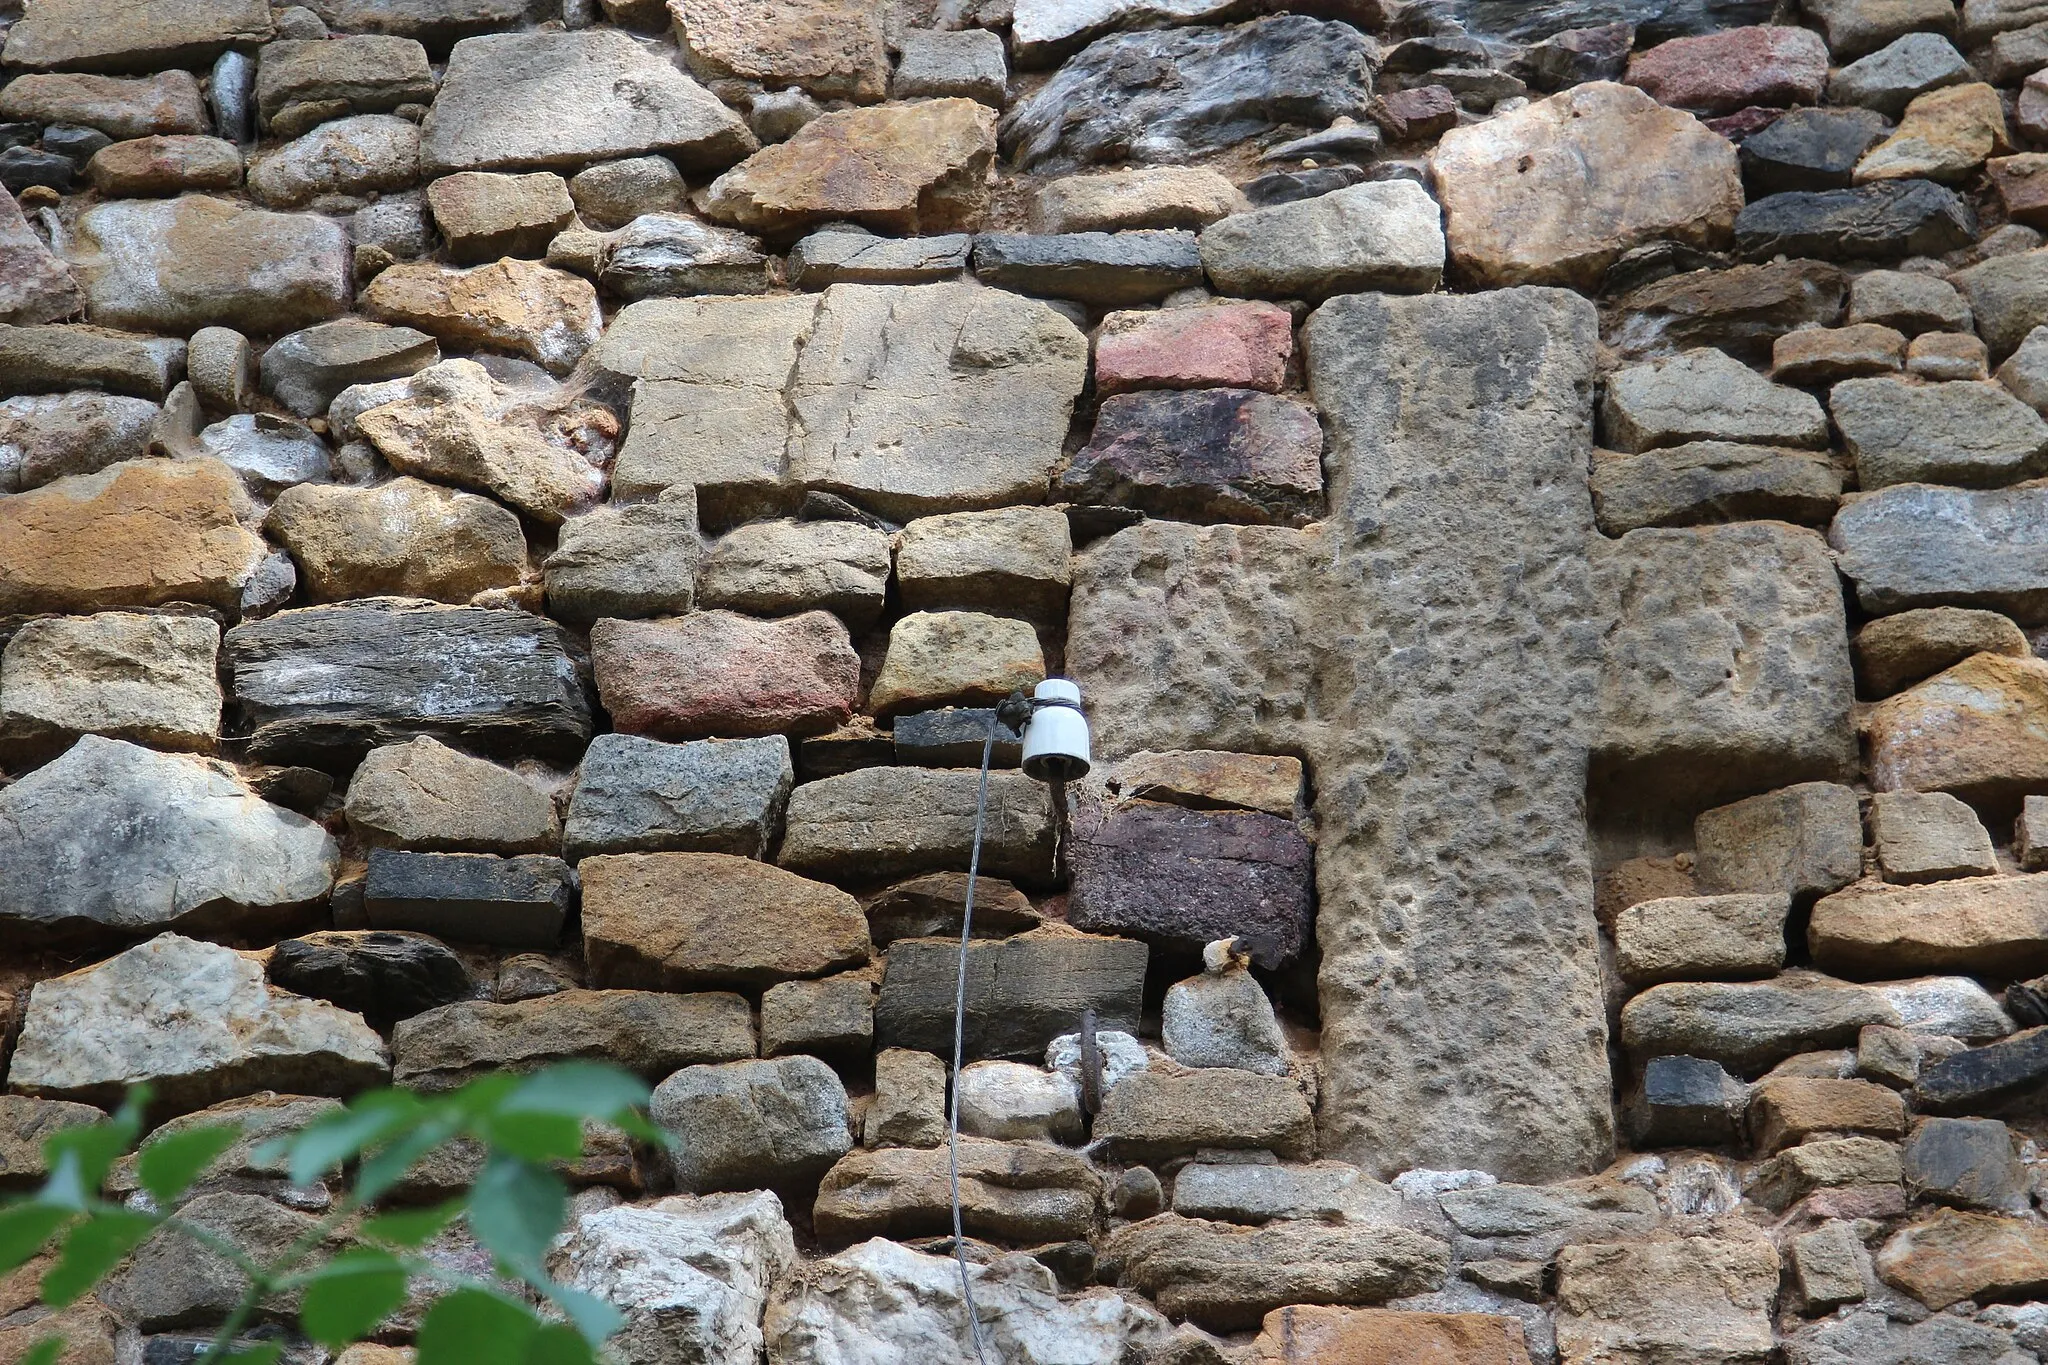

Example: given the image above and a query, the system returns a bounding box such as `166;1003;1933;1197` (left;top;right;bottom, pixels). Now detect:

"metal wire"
947;713;999;1365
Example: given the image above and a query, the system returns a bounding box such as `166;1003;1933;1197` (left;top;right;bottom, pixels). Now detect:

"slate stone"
1904;1117;2030;1211
0;147;77;194
875;928;1147;1061
222;598;594;765
1059;388;1324;528
969;231;1202;306
1240;165;1369;208
1446;1;1772;46
1512;22;1635;91
1627;1055;1749;1148
0;736;338;943
1830;32;1974;117
1915;1025;2048;1114
362;849;573;950
891;707;1021;768
1734;181;1976;261
787;229;972;287
266;930;475;1033
564;733;793;861
999;17;1378;172
1067;800;1314;970
1739;108;1892;196
1830;482;2048;624
1606;259;1849;363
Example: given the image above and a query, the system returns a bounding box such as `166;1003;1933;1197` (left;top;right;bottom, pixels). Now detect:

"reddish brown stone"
1247;1304;1533;1364
1704;107;1785;141
2020;70;2048;145
1749;1076;1907;1153
1875;1207;2048;1309
1058;388;1323;527
85;135;241;196
1067;797;1314;969
591;609;859;740
1991;154;2048;229
1625;26;1829;116
1369;85;1459;142
1094;302;1293;397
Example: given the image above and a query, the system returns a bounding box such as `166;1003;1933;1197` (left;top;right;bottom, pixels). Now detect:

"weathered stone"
581;852;868;989
260;319;440;420
1834;34;1973;121
0;392;159;493
865;1048;945;1148
786;228;971;286
0;1095;105;1192
971;229;1202;306
697;519;889;626
1627;1054;1749;1147
1870;790;1998;883
1750;1076;1907;1153
0;611;220;752
564;733;790;861
0;323;182;400
1106;752;1300;820
1103;1215;1450;1332
652;1056;850;1192
670;0;884;101
868;611;1045;719
548;1190;794;1365
1172;1160;1391;1227
1621;973;1899;1074
1735;180;1975;262
1812;873;2048;979
781;766;1057;885
1866;653;2048;810
600;212;772;299
1000;18;1377;172
1624;24;1827;115
1094;1069;1311;1164
84;135;242;197
543;491;700;625
97;1190;319;1330
1805;0;1958;60
1060;388;1325;527
1785;1310;2026;1365
1093;302;1291;397
704;99;993;235
246;115;419;210
421;30;753;175
1197;181;1446;300
1831;376;2048;490
592;610;858;741
1553;1238;1778;1365
69;196;348;335
863;872;1040;947
391;989;754;1089
1904;1116;2030;1212
1590;441;1841;535
298;0;550;46
1855;82;2007;185
344;736;558;854
1244;1304;1534;1365
1752;1135;1903;1211
1831;483;2048;626
361;260;602;377
1856;608;2030;698
894;506;1071;623
1771;324;1906;385
1789;1220;1869;1312
266;930;474;1033
0;0;272;73
363;849;571;949
1602;349;1827;453
1613;894;1787;986
222;598;594;763
266;478;524;605
815;1137;1099;1245
1876;1207;2048;1309
1953;249;2048;361
1853;270;1972;337
255;35;435;137
188;412;328;498
1431;82;1739;290
892;26;1007;104
765;1237;1167;1364
1908;329;1990;382
760;975;871;1060
568;157;686;232
956;1061;1081;1144
1738;108;1891;196
0;71;207;140
9;933;384;1113
0;189;79;327
1162;949;1289;1075
1029;166;1243;234
1916;1024;2048;1112
876;927;1144;1060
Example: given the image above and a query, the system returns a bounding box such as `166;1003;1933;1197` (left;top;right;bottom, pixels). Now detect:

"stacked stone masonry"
14;0;2048;1361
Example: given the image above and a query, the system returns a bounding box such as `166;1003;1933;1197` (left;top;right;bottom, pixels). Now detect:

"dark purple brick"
1058;388;1324;527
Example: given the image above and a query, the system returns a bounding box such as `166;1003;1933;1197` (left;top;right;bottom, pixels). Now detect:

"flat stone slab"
778;766;1057;885
1831;376;2048;488
970;230;1203;306
222;598;594;765
1060;388;1325;527
1830;482;2048;624
1;0;273;72
1620;972;1899;1074
390;988;756;1090
362;849;573;950
813;1138;1102;1246
1734;181;1977;260
875;927;1147;1061
564;733;792;860
1591;441;1841;535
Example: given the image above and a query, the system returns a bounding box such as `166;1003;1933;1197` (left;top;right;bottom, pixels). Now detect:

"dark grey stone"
1000;17;1377;172
1902;1116;2030;1211
970;231;1202;306
1509;22;1633;91
1738;108;1891;197
363;848;573;950
891;707;1021;768
1591;442;1842;536
1829;482;2048;624
222;598;595;765
260;319;441;418
1060;388;1326;528
788;229;972;287
876;931;1147;1061
1384;34;1491;72
1828;32;1973;118
1241;164;1369;208
1434;0;1772;45
1915;1025;2048;1115
0;146;76;193
40;123;111;164
1626;1055;1749;1148
1263;122;1382;165
267;929;476;1032
1734;181;1976;263
562;732;793;860
0;125;38;153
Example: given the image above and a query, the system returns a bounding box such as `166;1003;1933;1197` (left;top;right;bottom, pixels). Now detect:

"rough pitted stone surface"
813;1138;1101;1244
1431;82;1742;290
8;933;386;1114
592;610;860;741
868;610;1045;718
780;766;1058;885
0;611;221;751
391;989;755;1089
421;30;754;175
565;733;791;860
1554;1237;1779;1365
1;0;274;73
266;478;526;605
1831;482;2048;624
1875;1207;2048;1308
580;852;869;988
671;0;886;102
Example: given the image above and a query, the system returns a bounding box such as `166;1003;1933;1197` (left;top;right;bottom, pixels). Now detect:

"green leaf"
466;1157;564;1279
536;1282;623;1348
135;1123;243;1206
416;1287;541;1365
0;1202;73;1274
41;1209;158;1307
217;1343;285;1365
524;1322;599;1365
39;1088;146;1211
358;1201;465;1250
351;1118;459;1207
298;1247;409;1348
473;1112;583;1165
502;1065;648;1122
281;1091;425;1186
18;1335;63;1365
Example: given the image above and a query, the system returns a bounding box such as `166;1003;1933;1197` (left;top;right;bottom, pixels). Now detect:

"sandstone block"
1875;1207;2048;1308
868;611;1045;719
1198;181;1446;299
1770;324;1905;385
592;610;859;740
1590;441;1841;535
0;1095;105;1192
1245;1305;1534;1365
956;1060;1082;1143
1831;483;2048;623
759;975;871;1061
1856;82;2009;185
362;259;602;376
891;27;1006;105
299;0;550;45
1031;167;1242;234
84;134;243;197
1163;954;1289;1075
0;392;155;494
1811;873;2048;978
696;519;890;627
1613;894;1788;987
564;732;791;861
598;212;773;300
1750;1076;1907;1153
863;872;1040;947
1094;1069;1311;1165
652;1056;850;1192
1867;653;2048;810
894;505;1072;623
266;478;525;605
1752;1135;1903;1211
670;0;885;102
344;735;559;854
1953;247;2048;361
865;1048;945;1148
427;171;576;265
1855;607;2031;698
0;611;220;752
0;71;208;140
581;851;869;989
1553;1238;1778;1365
1870;789;1998;883
1094;301;1291;397
1831;376;2048;489
0;188;81;327
543;490;700;624
255;35;435;137
814;1139;1100;1245
785;228;971;287
1;0;272;72
875;927;1144;1060
780;766;1056;885
391;989;754;1089
1790;1220;1869;1312
1607;259;1848;362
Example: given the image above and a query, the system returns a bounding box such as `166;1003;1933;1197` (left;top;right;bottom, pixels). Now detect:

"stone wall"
3;0;2048;1360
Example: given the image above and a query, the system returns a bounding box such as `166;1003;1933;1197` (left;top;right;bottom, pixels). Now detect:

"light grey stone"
1831;376;2048;489
1828;32;1974;117
1046;1028;1149;1098
345;735;560;855
760;975;872;1060
1952;247;2048;361
0;611;221;752
1601;348;1829;453
1785;1305;2025;1365
956;1060;1083;1143
0;391;159;493
0;736;337;941
1198;182;1446;300
600;213;772;300
261;319;440;419
564;733;793;860
1619;972;1900;1074
892;27;1007;104
569;156;687;232
192;412;332;497
1171;1160;1397;1225
787;228;972;287
1878;975;2015;1039
1852;269;1973;336
1871;790;1998;883
8;933;387;1114
865;1047;945;1148
652;1056;852;1192
1694;782;1864;898
186;327;256;415
542;488;701;625
696;519;890;627
1830;481;2048;624
1160;952;1289;1075
246;114;421;209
